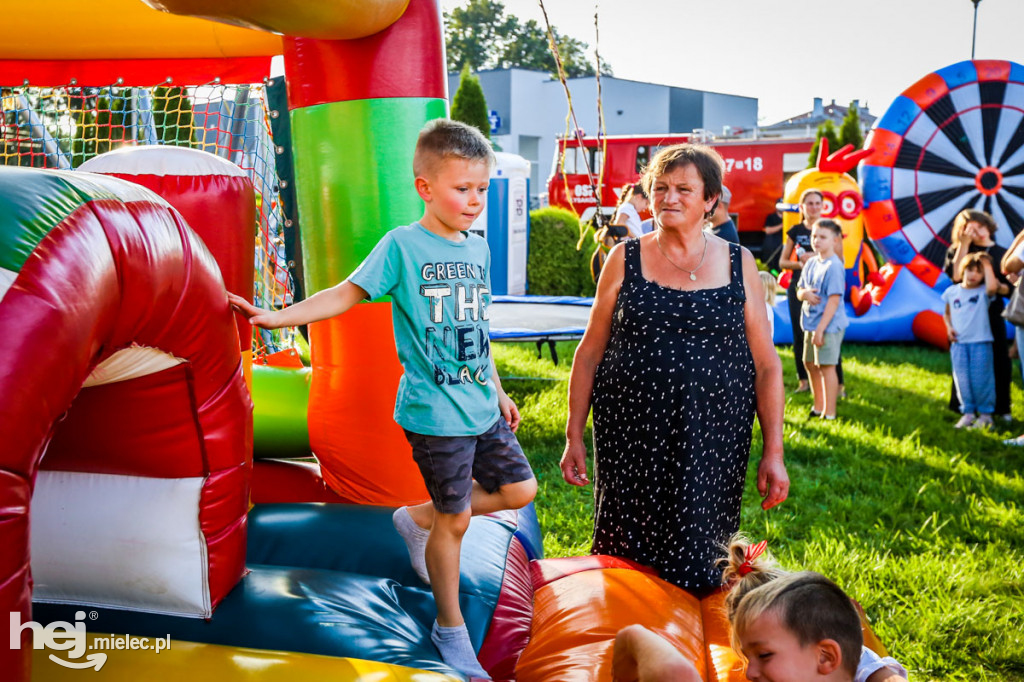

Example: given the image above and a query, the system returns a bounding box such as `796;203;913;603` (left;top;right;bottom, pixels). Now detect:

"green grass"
494;341;1024;682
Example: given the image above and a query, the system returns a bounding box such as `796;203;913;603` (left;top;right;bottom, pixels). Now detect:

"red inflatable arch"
0;167;251;678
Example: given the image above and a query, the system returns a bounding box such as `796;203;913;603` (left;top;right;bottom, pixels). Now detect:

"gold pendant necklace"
656;231;708;281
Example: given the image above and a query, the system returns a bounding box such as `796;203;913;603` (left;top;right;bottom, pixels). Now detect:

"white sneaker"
971;414;994;430
1003;434;1024;446
954;413;976;429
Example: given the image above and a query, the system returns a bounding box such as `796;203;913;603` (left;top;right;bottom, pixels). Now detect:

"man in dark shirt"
762;199;784;270
707;184;740;244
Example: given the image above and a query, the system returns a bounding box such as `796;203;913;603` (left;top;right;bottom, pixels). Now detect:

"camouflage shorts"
403;418;534;514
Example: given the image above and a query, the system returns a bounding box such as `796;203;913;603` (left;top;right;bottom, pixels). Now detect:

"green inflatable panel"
290;97;447;295
251;364;311;459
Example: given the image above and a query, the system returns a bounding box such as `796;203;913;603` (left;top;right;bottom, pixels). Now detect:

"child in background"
760;270;778;339
610;182;649;239
721;537;907;682
942;251;998;429
229;119;538;680
796;219;848;420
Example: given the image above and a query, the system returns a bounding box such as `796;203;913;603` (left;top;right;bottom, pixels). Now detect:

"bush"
527;207;597;296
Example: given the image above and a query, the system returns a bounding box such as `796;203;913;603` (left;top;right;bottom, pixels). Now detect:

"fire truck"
547;133;815;255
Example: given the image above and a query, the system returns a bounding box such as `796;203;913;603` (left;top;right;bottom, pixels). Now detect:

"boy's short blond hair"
414;119;495;178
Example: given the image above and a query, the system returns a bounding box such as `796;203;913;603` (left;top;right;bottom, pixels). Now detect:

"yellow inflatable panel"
143;0;411;41
32;635;460;681
0;0;282;60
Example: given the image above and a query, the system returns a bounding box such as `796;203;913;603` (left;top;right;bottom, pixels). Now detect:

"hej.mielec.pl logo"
10;610;172;671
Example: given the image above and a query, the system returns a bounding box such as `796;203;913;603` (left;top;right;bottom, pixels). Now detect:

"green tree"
451;64;491;140
152;86;196;147
445;1;516;73
838;102;864;178
67;87;133;167
444;0;612;77
808;119;841;169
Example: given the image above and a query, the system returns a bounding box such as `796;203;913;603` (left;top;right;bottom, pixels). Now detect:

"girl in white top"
611;182;649;238
759;270;778;339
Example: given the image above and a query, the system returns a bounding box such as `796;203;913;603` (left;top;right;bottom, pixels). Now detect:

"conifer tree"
838;102;864;178
808;119;841;168
451;64;491;140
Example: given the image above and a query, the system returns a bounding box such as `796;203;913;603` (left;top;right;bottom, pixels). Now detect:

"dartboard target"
861;59;1024;289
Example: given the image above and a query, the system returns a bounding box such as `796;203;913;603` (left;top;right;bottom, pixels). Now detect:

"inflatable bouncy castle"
860;59;1024;347
2;2;898;680
773;59;1024;348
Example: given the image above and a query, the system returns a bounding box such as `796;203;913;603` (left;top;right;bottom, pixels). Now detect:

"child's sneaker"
954;413;976;429
970;414;994;430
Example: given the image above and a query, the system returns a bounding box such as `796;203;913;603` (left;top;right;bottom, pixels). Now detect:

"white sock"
392;507;430;584
431;621;491;679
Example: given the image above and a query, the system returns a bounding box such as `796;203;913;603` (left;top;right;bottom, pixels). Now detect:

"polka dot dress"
591;238;756;592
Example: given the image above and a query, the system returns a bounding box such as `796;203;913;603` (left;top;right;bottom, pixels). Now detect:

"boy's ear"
415;176;432;202
816;639;842;675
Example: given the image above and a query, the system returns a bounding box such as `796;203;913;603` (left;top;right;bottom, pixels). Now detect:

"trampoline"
488;295;593;364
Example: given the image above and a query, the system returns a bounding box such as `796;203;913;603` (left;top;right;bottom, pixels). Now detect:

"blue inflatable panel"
512;502;544;561
34;504;524;679
1011;62;1024;83
772;267;944;345
245;503;513;646
876;95;921;137
936;60;978;90
34;567;466;677
877;232;916;265
860;165;892;205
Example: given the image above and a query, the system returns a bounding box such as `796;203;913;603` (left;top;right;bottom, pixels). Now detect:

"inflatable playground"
1;1;1022;680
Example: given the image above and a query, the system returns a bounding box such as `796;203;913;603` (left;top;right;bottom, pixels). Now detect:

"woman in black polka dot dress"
561;144;789;592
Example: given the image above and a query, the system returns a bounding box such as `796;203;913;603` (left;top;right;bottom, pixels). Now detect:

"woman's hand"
227;292;284;330
560;439;590;486
757;454;789;510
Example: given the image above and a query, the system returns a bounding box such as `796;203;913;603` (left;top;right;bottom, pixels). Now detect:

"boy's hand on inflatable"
757;455;788;510
227;292;282;330
499;391;521;432
560;440;590;486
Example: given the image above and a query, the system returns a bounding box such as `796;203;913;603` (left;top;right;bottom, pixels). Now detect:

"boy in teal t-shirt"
230;120;536;680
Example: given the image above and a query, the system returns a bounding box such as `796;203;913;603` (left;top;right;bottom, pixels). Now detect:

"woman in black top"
944;209;1012;419
560;144;789;591
778;189;844;394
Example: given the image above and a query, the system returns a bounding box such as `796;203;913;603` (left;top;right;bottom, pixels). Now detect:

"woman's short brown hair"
641;144;724;215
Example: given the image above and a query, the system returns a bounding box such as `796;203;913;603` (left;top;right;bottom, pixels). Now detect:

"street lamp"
971;0;982;59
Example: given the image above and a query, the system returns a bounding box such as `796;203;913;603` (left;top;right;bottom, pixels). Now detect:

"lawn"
494;341;1024;682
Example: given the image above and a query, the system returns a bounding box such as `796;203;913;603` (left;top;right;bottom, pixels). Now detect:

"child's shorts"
403;417;534;515
803;329;844;366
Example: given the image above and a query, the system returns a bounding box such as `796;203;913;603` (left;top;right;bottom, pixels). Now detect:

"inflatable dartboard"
861;59;1024;290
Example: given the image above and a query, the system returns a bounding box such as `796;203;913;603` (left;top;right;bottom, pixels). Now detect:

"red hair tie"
737;540;768;576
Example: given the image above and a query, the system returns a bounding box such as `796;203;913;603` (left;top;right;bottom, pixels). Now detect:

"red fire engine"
547;133;815;254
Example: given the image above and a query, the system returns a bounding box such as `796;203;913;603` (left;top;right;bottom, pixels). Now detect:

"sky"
440;0;1024;126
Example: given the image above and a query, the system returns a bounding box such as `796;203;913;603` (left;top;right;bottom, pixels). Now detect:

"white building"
448;68;758;205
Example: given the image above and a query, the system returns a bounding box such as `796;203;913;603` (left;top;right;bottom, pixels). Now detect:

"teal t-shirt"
347;223;498;436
